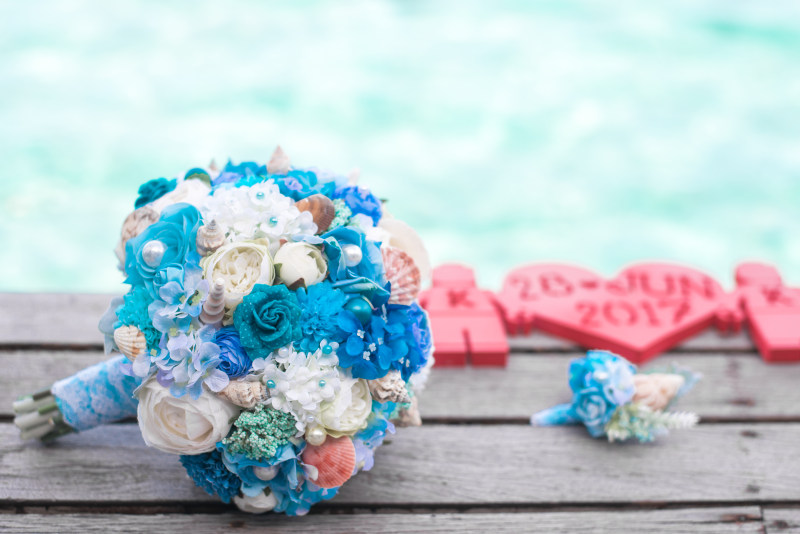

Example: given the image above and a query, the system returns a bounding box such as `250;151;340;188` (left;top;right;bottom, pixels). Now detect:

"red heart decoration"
497;262;729;364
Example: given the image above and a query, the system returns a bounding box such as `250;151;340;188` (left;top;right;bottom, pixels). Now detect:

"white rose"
318;376;372;438
273;242;327;289
137;379;240;455
234;490;277;514
151;178;211;213
201;238;274;316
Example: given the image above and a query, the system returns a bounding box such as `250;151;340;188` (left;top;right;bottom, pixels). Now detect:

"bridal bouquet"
13;147;434;515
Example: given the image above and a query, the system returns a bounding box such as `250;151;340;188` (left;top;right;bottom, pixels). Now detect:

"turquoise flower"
124;203;202;296
114;285;161;350
134;177;176;209
323;226;389;305
295;281;347;352
180;450;241;504
234;284;302;360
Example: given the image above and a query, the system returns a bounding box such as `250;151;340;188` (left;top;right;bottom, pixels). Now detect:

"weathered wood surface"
2;422;799;505
1;293;797;532
0;508;766;533
0;350;795;421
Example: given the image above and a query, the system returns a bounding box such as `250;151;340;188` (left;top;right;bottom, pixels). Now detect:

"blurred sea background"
1;0;799;293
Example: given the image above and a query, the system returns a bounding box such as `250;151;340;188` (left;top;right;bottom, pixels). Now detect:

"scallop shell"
200;278;226;325
382;246;421;305
301;436;356;489
633;373;685;411
368;370;410;404
295;194;335;234
267;145;290;175
196;220;226;256
113;325;147;361
217;380;266;409
394;396;422;428
378;217;431;284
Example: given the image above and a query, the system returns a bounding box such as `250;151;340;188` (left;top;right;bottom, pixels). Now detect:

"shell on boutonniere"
367;370;410;404
382;246;421;305
632;373;685;411
216;380;266;409
294;194;335;234
196;220;226;256
113;325;147;361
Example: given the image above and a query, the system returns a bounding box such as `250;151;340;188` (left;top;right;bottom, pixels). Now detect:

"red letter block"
419;264;509;367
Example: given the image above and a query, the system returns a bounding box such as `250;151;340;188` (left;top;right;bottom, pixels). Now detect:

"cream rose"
201;238;274;315
137;379;240;455
318;376;372;438
273;242;327;289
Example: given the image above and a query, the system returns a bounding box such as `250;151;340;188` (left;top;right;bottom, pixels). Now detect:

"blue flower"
352;400;396;473
386;303;432;381
214;327;251;378
336;310;401;380
124;203;202;296
114;285;161;350
568;350;636;406
234;284;303;360
273;169;336;201
220;441;302;498
148;262;208;336
180;450;241;503
295;281;347;352
332;185;382;224
572;388;613;437
153;325;228;399
134;177;176;209
322;226;389;305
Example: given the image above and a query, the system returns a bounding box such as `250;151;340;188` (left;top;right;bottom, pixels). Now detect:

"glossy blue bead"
345;297;372;324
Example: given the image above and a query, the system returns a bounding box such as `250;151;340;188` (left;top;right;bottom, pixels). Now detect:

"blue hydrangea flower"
336;310;402;380
332;185;382;224
295;281;347;352
135;177;176;209
124;203;202;296
352;400;396;473
180;450;241;503
214;327;251;378
152;325;228;399
148;262;208;336
386;303;432;381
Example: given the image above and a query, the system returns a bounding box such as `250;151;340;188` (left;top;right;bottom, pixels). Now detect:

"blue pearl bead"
318;380;326;388
266;380;276;389
256;191;265;200
345;297;372;325
322;345;333;355
269;216;279;226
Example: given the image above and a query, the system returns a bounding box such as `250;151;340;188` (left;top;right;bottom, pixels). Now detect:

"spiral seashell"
196;220;226;256
113;325;147;361
301;436;356;489
294;194;335;234
378;217;431;284
382;246;421;305
200;278;226;325
394;396;422;428
367;370;410;404
216;380;267;409
267;145;291;175
633;373;685;411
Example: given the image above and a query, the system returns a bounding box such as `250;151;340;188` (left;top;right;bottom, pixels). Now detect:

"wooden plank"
0;293;114;347
763;507;800;533
0;294;757;354
0;351;796;421
1;423;799;505
0;508;765;533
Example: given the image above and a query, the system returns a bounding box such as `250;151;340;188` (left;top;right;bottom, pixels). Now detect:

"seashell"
196;220;226;256
234;490;277;514
113;325;147;361
217;380;266;409
368;370;411;404
200;278;226;325
633;373;685;411
115;206;160;266
295;194;335;234
378;217;431;284
301;436;356;489
394;396;422;428
382;246;421;305
267;145;291;175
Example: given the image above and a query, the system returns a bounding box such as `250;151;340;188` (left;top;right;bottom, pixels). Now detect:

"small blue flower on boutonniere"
531;350;700;442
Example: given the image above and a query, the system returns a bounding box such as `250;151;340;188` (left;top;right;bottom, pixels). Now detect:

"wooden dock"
1;293;799;532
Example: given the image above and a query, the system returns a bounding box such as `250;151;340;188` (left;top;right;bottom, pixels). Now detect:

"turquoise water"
2;1;800;293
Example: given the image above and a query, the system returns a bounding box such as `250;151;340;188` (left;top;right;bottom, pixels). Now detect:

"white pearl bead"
253;465;279;481
305;426;327;446
343;244;363;267
141;240;166;268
